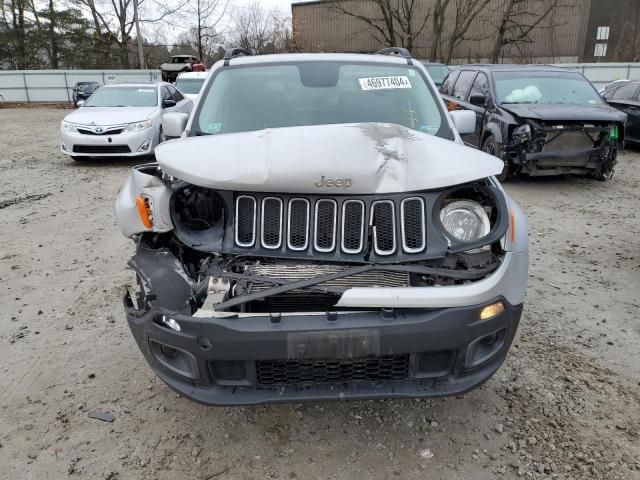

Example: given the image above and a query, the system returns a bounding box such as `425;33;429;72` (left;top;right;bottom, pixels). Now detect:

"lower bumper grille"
256;354;410;386
73;144;131;154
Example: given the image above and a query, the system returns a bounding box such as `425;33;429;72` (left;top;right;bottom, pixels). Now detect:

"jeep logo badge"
315;176;352;188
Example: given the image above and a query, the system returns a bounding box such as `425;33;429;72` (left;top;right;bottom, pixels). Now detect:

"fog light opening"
137;139;151;152
160;345;178;358
479;301;504;320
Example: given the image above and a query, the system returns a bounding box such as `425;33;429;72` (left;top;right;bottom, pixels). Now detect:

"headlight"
440;200;490;242
125;119;153;132
512;124;531;143
60;120;77;132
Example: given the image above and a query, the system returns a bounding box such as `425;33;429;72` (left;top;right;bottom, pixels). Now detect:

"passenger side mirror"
449;110;476;135
469;92;487;107
162;112;189;138
162;98;177;108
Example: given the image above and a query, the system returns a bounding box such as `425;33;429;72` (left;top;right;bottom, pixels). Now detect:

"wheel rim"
484;143;496;156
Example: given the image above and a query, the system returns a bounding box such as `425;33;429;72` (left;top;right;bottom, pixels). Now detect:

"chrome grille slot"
401;197;425;253
287;199;309;250
261;197;283;249
235;195;256;247
314;199;337;252
341;200;365;253
371;200;396;255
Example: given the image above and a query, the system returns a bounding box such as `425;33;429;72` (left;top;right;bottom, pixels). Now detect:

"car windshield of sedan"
494;71;603;105
175;78;205;94
193;62;451;139
82;87;158;107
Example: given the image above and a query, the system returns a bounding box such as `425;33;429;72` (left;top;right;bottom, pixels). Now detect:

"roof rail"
223;48;251;66
375;47;413;65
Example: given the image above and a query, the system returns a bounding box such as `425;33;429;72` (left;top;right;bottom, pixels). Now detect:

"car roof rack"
375;47;413;65
224;48;252;66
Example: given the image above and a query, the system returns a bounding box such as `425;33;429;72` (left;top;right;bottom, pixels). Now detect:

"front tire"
482;135;510;182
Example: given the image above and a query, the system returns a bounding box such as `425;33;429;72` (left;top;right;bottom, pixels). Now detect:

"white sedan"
60;82;192;160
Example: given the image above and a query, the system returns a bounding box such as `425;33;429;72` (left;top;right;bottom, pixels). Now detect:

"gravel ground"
1;108;639;480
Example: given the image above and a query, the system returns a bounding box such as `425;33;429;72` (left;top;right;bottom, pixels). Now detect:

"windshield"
423;64;449;86
172;57;190;64
176;78;205;95
494;71;603;105
193;62;450;138
83;86;157;107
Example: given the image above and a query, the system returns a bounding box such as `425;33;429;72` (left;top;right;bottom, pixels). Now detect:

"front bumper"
60;128;157;157
125;295;523;405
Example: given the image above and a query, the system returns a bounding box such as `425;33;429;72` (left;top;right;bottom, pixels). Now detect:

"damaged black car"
440;65;626;180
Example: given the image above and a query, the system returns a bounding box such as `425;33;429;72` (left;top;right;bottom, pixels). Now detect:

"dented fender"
115;164;173;237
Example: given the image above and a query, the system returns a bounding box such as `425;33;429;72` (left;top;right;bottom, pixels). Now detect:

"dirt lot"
1;108;639;480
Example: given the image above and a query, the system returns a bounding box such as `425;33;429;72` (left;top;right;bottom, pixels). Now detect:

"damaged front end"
115;159;527;405
504;119;623;179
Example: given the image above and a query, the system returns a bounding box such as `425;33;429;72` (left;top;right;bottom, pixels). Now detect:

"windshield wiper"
194;131;213;136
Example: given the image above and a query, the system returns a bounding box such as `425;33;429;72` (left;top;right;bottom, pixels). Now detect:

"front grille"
72;144;131;154
401;198;425;252
314;200;337;251
233;193;428;258
257;354;410;386
211;361;247;381
342;200;365;253
371;201;396;255
261;197;283;248
287;199;309;250
76;127;125;135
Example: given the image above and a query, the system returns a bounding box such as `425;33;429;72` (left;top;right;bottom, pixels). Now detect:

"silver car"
60;82;192;161
115;49;528;405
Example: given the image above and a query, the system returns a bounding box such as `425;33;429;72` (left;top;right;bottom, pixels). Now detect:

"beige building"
292;0;640;63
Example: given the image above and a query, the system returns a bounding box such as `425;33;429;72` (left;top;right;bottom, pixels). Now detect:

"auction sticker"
358;76;411;90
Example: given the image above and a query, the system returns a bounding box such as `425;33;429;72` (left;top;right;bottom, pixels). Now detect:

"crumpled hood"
501;103;626;123
65;106;157;126
156;123;503;194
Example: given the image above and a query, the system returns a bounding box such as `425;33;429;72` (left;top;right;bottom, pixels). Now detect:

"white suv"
115;48;528;405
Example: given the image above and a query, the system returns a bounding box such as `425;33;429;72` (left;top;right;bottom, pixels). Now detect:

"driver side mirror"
449;110;476;135
162;98;177;108
469;92;488;107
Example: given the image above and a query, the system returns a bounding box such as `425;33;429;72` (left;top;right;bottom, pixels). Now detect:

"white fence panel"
0;69;161;103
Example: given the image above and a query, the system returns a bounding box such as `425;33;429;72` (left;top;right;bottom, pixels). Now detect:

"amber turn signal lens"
479;301;504;320
135;195;153;228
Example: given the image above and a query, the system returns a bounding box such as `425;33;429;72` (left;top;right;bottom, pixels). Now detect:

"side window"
440;70;460;95
452;71;476;101
168;85;184;102
612;83;638;101
469;72;490;100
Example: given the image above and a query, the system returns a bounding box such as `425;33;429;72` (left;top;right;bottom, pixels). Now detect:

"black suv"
440;65;626;181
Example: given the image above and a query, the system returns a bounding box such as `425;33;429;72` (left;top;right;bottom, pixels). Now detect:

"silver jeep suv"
115;48;528;405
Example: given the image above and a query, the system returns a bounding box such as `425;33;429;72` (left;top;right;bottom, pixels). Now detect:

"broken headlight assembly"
435;184;509;253
440;200;490;242
511;124;532;143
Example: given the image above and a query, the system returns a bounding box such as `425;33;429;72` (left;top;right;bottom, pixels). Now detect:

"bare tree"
332;0;431;53
73;0;188;68
443;0;490;64
429;0;448;61
185;0;228;61
228;1;292;55
490;0;559;63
